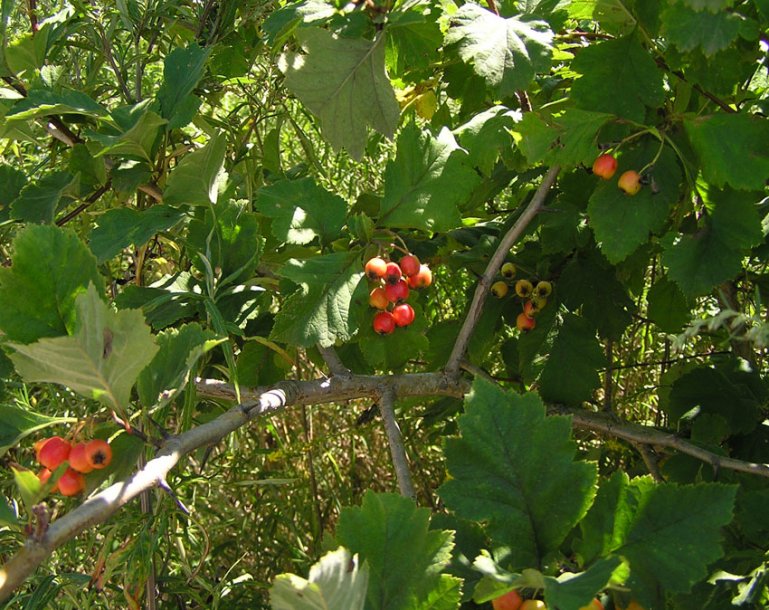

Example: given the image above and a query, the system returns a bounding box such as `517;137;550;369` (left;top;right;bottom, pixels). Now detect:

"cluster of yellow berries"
490;262;552;332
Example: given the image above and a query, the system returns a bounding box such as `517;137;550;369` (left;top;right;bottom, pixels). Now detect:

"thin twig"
633;442;664;482
316;344;351;377
378;385;416;500
603;339;613;412
445;166;561;376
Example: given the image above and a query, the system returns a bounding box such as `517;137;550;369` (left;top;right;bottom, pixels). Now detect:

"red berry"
373;311;396;335
384;279;410;303
592;153;617;180
69;442;94;474
38;468;56;492
517;312;536;332
399;254;421;277
407;265;432;289
492;590;524;610
365;257;387;281
523;300;536;317
37;436;72;470
369;287;389;310
384;262;403;285
57;468;85;496
84;439;112;470
392;303;415;327
618;170;642;195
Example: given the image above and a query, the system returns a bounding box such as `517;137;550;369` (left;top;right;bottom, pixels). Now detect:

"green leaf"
385;6;443;80
618;479;737;599
543;558;622;610
10;171;75;224
662;188;763;297
186;200;263;284
662;4;742;56
270;547;369;610
575;471;628;564
439;379;597;570
6;87;107;121
8;284;159;417
647;278;692;333
271;251;366;348
539;314;607;406
68;143;108;193
262;0;338;48
681;0;734;11
666;366;761;434
558;249;635;341
157;44;210;128
0;404;75;457
0;225;103;343
415;574;462;610
163;132;228;206
0;164;27;209
684;114;769;191
12;467;43;512
137;323;222;408
336;491;455;610
516;109;613;169
255;177;347;245
573;0;639;36
588;144;682;263
0;496;18;526
92;110;167;161
4;28;48;75
453;106;520;175
379;124;479;232
89;205;187;263
445;3;553;96
279;28;400;160
571;35;664;122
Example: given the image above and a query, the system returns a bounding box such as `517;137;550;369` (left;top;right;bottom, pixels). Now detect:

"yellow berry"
534;281;552;298
501;262;516;279
491;281;509;298
515;279;533;298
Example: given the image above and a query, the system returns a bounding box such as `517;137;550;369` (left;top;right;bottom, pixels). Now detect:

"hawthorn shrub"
0;0;768;609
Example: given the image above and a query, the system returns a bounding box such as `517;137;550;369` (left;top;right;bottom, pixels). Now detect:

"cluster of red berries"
34;436;113;497
592;153;642;195
489;263;552;332
365;253;432;335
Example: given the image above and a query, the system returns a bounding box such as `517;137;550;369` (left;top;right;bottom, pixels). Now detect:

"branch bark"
445;166;560;375
378;385;416;500
0;373;467;601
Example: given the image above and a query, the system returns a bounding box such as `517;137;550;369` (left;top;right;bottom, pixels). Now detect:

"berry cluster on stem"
34;435;113;497
490;263;552;332
365;253;432;335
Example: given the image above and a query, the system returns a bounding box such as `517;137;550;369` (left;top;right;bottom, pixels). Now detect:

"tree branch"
4;369;769;600
378;385;416;500
445;166;560;375
0;373;467;601
554;406;769;478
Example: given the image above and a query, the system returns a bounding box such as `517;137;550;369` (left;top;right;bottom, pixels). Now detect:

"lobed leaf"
440;379;597;570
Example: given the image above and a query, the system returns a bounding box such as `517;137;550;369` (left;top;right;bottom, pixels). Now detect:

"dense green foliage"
1;0;769;608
